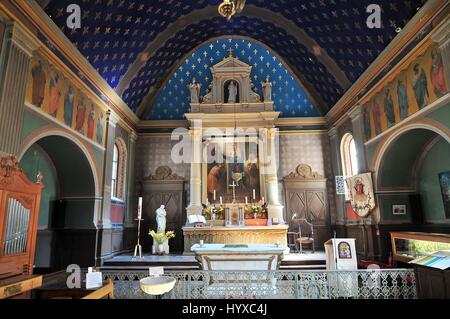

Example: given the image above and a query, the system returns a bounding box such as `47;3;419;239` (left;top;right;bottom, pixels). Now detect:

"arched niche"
19;134;98;270
374;125;450;224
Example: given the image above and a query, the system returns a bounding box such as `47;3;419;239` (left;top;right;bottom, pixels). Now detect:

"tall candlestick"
213;190;216;201
137;197;143;219
245;196;248;205
253;189;256;200
220;196;223;205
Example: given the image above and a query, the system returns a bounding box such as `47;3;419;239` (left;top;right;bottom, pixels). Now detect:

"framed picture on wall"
392;204;407;215
438;171;450;219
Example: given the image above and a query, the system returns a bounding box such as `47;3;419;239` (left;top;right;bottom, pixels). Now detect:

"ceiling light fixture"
218;0;246;20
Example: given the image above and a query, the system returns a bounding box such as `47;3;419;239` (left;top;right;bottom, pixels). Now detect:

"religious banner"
346;173;376;217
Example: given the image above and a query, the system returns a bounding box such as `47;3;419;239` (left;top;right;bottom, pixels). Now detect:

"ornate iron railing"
101;269;417;299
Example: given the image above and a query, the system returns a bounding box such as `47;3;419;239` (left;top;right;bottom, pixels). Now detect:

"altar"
182;225;288;254
182;51;287;254
191;244;286;271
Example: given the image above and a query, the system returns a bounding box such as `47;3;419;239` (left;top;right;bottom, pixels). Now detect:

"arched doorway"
19;135;98;272
374;126;450;260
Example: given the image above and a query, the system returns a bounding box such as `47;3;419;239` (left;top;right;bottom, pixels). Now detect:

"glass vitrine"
390;232;450;263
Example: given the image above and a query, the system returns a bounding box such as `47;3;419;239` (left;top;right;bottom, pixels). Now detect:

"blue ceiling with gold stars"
147;38;320;120
43;0;427;119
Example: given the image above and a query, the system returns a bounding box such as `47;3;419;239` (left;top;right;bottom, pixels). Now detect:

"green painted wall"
427;102;450;128
380;130;435;188
379;194;412;223
20;145;58;227
419;138;450;222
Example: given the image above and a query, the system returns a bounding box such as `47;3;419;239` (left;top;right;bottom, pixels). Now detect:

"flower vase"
157;243;165;255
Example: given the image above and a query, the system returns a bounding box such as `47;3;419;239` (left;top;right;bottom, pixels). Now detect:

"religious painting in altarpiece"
203;136;262;204
25;55;107;146
362;44;448;142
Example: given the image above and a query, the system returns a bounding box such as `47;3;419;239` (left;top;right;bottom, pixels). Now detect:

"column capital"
347;104;363;121
431;17;450;48
10;22;40;57
328;126;339;138
106;110;119;128
129;130;138;143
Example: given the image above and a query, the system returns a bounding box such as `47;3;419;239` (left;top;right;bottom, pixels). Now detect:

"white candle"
137;197;143;219
200;240;204;247
213;190;216;201
262;196;265;203
245;196;248;205
253;189;256;200
220;196;223;205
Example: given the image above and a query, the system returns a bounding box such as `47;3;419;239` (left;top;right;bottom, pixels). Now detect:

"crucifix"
229;181;237;203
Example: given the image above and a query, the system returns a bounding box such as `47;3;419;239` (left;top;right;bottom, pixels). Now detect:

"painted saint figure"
31;60;46;108
87;105;95;139
48;73;61;117
383;88;395;128
397;79;409;120
64;86;74;126
207;163;225;196
188;78;201;104
372;100;382;135
227;81;237;103
430;48;447;97
75;97;87;133
412;63;429;109
97;112;104;144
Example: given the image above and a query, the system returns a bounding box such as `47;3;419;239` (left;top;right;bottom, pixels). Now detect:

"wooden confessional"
0;155;43;299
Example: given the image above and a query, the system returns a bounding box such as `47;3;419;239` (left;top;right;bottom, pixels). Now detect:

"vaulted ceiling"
42;0;427;119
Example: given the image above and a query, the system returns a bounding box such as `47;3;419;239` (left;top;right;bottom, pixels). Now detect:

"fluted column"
431;17;450;92
124;131;138;227
348;105;368;173
98;111;118;229
263;127;284;224
328;127;345;224
0;22;39;157
186;125;203;218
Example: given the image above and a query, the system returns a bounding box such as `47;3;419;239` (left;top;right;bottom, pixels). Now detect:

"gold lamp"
218;0;246;20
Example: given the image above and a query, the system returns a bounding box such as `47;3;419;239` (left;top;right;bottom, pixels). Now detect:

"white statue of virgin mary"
227;81;237;103
156;205;167;233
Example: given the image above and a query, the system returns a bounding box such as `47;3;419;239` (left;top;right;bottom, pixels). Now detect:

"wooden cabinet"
283;164;330;249
140;166;186;253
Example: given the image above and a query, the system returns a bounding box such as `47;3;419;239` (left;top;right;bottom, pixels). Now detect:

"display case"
390;232;450;263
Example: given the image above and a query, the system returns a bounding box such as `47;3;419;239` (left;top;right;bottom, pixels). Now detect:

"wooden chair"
287;217;301;252
82;279;114;299
295;219;315;254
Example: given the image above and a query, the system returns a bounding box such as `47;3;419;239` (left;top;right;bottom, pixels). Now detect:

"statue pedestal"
152;240;170;255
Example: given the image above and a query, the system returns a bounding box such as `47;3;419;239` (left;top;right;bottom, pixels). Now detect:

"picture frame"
438;171;450;219
392;204;407;215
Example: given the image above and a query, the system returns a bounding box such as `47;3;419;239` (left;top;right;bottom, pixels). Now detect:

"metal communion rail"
101;269;417;299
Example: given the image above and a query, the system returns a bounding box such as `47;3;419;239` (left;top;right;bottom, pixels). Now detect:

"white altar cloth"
191;244;286;271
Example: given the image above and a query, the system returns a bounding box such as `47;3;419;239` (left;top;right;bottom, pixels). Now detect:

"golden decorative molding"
326;0;448;126
284;164;323;180
144;166;184;181
4;0;139;132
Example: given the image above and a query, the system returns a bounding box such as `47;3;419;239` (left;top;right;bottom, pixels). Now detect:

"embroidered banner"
346;173;376;217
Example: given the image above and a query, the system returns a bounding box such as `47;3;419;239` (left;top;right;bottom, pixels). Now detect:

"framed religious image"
438;171;450;218
202;135;264;204
225;206;244;227
338;241;352;259
392;204;407;215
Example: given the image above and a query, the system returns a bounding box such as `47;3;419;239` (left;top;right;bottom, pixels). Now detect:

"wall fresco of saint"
25;56;106;146
363;44;448;141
